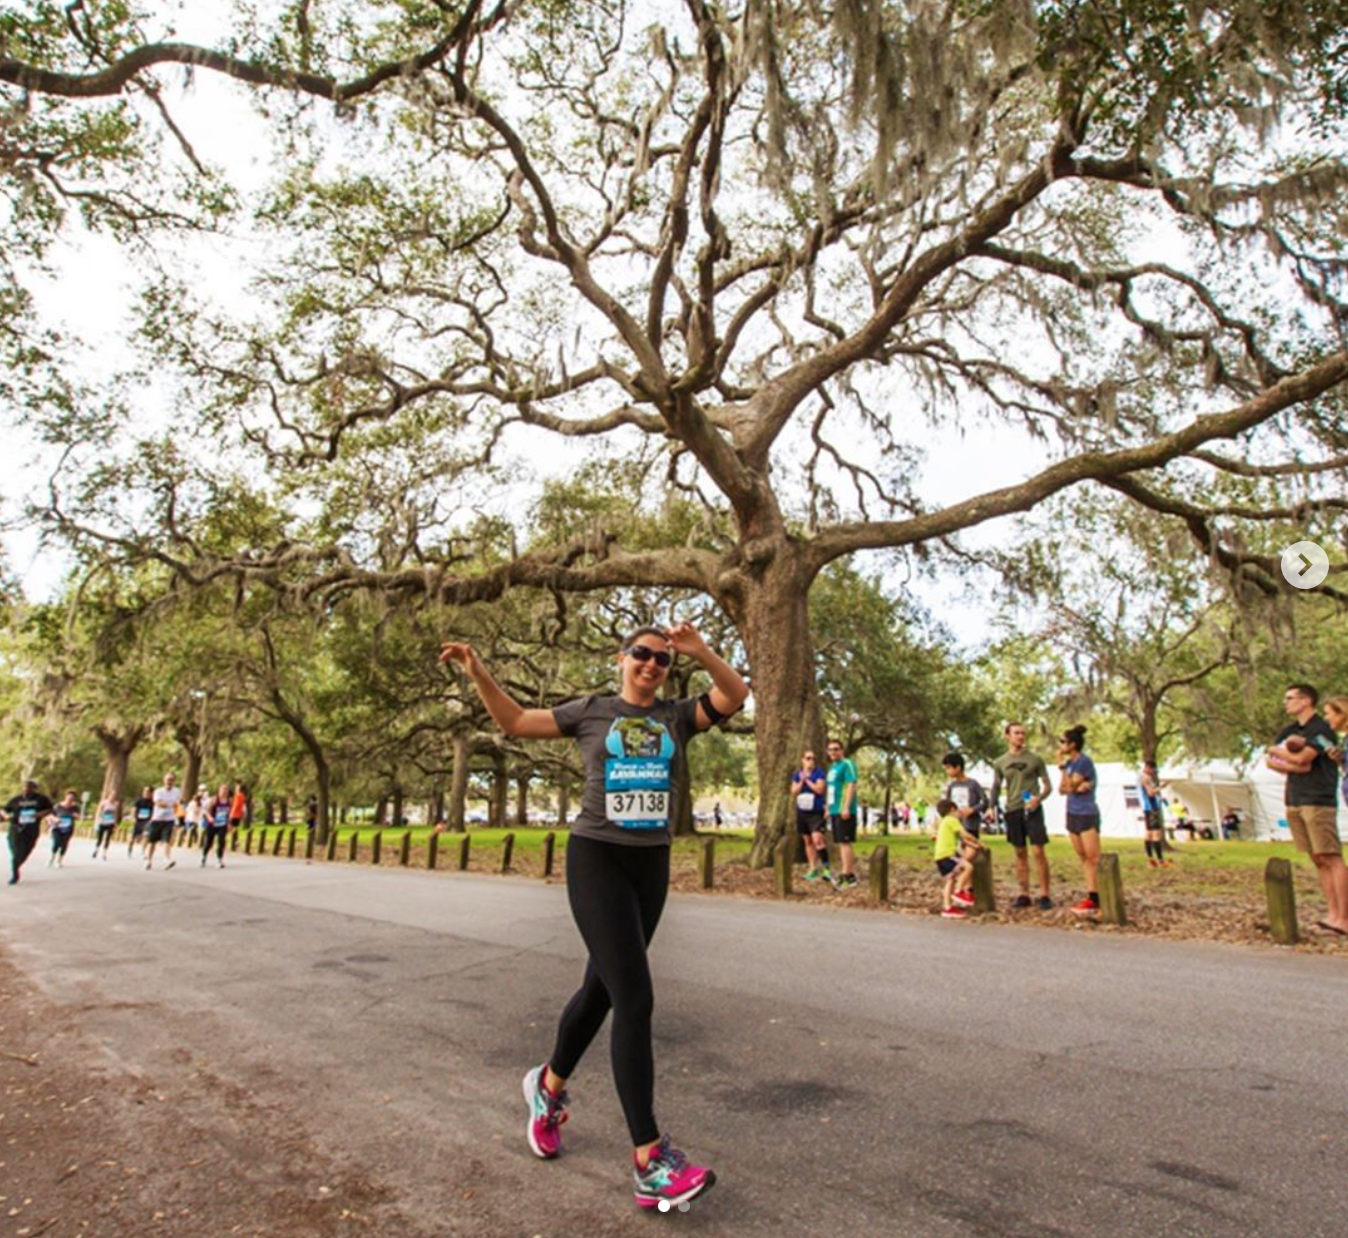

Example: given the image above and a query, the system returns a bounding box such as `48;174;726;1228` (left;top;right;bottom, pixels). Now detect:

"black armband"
697;692;734;725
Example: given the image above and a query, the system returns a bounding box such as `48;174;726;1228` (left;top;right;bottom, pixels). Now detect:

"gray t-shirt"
552;694;700;848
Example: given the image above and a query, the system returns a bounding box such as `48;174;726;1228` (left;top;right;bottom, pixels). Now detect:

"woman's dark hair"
621;626;670;649
1061;725;1087;750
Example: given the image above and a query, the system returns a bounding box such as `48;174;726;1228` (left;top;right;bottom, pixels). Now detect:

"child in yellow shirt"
933;797;984;919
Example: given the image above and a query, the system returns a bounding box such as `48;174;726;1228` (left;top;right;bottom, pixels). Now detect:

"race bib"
605;758;670;829
100;811;115;825
796;792;817;811
17;807;37;825
603;714;676;830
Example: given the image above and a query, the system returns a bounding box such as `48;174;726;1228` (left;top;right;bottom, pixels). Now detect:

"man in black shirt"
3;778;55;885
1267;683;1346;935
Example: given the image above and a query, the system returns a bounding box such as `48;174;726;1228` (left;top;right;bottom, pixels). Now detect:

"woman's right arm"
440;642;563;740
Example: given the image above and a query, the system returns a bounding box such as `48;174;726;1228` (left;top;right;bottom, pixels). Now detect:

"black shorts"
1005;807;1048;849
796;811;826;836
148;820;175;844
1143;809;1164;833
132;820;149;837
829;814;857;844
935;857;959;877
1066;812;1100;836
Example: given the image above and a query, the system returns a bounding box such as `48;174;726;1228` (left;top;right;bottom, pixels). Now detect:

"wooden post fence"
1265;856;1299;944
542;831;555;878
1098;853;1127;926
457;834;471;871
370;832;382;866
325;831;337;862
869;844;889;905
244;829;254;855
288;828;298;858
427;830;439;870
347;832;358;863
698;836;715;890
971;848;995;914
501;832;515;873
774;836;793;898
272;829;284;856
399;831;411;867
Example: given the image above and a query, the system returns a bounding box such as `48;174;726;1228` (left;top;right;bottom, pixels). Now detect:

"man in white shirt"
145;772;181;871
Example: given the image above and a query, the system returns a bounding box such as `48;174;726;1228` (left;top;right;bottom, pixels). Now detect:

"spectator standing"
825;739;860;888
791;749;830;883
1323;697;1348;810
229;783;249;830
1266;684;1347;936
988;723;1054;909
1139;762;1170;867
942;752;987;839
1057;726;1101;917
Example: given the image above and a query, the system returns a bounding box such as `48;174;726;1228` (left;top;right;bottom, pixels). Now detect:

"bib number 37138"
605;757;671;830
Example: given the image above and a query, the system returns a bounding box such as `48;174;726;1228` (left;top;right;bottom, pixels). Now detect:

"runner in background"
441;620;747;1212
47;789;79;868
202;784;231;868
145;772;181;871
4;778;54;885
93;792;119;860
130;787;154;859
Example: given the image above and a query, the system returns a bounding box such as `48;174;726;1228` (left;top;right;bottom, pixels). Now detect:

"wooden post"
427;830;439;870
370;831;383;866
774;836;793;898
1265;856;1299;945
698;836;715;890
325;831;337;862
272;829;284;856
869;844;890;905
542;831;555;878
305;830;316;860
971;848;995;914
399;830;411;867
457;834;471;871
244;829;254;855
501;832;515;873
347;832;358;862
287;828;298;858
1098;853;1127;926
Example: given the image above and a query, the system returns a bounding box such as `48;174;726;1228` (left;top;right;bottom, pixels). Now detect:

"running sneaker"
633;1136;715;1210
165;859;176;870
1070;897;1098;917
522;1064;568;1159
1012;894;1032;909
802;868;824;882
1036;896;1053;911
953;889;975;906
836;874;858;889
941;905;966;919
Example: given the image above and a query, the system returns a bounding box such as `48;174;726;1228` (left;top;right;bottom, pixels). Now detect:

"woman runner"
440;621;748;1211
201;784;231;867
93;793;119;860
48;789;80;867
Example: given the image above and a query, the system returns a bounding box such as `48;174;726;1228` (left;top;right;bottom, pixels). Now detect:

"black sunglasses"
623;645;672;668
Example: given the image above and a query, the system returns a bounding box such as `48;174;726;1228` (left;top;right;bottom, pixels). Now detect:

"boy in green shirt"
933;797;984;919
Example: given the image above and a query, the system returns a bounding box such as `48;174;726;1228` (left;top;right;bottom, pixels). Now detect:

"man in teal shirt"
825;738;859;888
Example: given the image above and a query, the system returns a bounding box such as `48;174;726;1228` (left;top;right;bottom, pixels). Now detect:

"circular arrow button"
1280;541;1330;590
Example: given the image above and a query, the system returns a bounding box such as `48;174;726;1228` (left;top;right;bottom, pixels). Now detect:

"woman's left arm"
666;621;750;730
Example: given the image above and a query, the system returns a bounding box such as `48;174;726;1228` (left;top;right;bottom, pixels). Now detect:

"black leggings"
8;824;39;876
95;824;115;851
203;825;228;860
549;835;669;1146
50;827;74;857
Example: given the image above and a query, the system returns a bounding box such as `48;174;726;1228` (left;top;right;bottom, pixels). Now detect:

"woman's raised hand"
439;641;479;673
665;621;709;659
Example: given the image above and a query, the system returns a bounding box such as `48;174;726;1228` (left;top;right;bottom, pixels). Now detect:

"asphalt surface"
2;847;1345;1236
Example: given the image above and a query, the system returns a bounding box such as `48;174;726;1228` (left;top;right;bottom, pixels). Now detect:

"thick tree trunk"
375;794;389;828
430;784;445;827
515;774;528;828
391;784;404;829
1139;696;1162;767
734;559;825;868
95;724;143;808
182;745;203;802
447;734;471;831
279;797;289;825
489;751;507;829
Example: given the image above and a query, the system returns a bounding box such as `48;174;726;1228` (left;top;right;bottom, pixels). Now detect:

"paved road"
2;850;1345;1236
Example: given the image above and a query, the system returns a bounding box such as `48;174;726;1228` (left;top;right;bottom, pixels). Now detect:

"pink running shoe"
952;889;975;906
633;1135;716;1210
522;1064;568;1159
